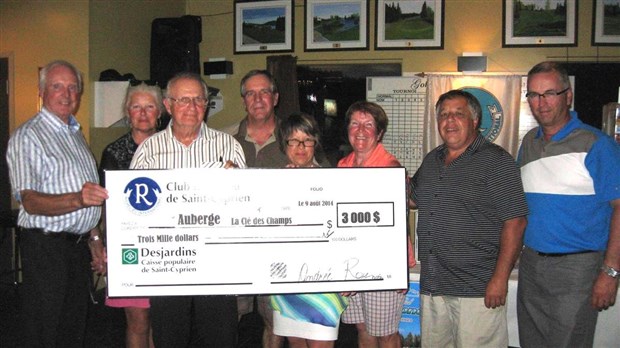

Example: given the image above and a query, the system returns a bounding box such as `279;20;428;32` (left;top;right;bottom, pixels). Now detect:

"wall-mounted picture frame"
592;0;620;46
503;0;577;47
234;0;294;54
375;0;444;50
304;0;369;51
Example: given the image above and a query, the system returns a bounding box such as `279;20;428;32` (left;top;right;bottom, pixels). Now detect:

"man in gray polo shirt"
221;69;288;348
411;90;528;347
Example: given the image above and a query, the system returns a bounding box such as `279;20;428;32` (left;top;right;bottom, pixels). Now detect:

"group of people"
410;61;619;348
6;59;619;348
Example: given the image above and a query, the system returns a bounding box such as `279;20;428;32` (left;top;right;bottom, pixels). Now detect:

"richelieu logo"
124;177;162;212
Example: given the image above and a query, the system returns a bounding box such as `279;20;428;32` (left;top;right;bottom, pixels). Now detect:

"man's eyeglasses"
286;139;316;148
168;96;208;107
525;87;569;101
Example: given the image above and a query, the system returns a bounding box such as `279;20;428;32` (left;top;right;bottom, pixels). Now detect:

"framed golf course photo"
375;0;444;50
503;0;577;47
234;0;294;54
305;0;369;51
592;0;620;46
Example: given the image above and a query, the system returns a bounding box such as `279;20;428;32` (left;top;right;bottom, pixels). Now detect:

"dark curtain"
267;55;299;120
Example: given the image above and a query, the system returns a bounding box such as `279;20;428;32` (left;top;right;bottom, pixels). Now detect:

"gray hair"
527;61;571;90
123;83;164;119
240;70;278;97
39;60;83;93
435;90;481;121
165;72;209;102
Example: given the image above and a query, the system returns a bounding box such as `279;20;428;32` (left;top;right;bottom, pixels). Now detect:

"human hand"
223;160;238;169
484;276;507;308
90;244;107;276
591;272;619;310
80;182;108;207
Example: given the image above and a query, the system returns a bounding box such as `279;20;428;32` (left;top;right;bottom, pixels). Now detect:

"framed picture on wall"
304;0;369;51
234;0;294;54
375;0;444;50
592;0;620;46
502;0;577;47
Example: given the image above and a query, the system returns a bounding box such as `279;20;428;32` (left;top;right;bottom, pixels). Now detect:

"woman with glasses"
98;82;163;348
270;113;348;348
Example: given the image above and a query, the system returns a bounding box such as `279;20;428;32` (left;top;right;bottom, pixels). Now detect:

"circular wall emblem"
123;177;162;212
462;87;504;142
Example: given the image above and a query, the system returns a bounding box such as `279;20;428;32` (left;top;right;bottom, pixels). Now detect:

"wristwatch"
601;264;619;278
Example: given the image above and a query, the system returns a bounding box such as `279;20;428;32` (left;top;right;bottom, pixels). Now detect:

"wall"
89;0;186;84
2;0;617;153
0;0;185;152
88;0;186;160
191;0;619;130
0;0;90;137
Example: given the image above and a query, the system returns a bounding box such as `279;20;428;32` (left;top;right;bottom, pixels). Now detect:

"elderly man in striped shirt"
7;60;108;347
411;90;528;347
130;72;246;347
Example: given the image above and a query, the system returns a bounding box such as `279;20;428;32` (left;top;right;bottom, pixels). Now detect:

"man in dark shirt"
411;90;527;347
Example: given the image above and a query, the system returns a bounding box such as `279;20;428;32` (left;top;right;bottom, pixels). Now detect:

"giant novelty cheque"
106;167;408;297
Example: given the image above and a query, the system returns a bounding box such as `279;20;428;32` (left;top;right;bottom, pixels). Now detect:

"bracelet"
89;235;101;243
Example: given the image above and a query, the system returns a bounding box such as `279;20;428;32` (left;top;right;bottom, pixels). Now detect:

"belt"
535;249;597;257
19;227;87;243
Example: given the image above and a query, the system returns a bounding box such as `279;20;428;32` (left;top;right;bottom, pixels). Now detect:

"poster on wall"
399;279;421;347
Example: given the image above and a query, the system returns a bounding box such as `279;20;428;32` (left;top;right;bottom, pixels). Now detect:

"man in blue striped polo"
7;60;108;347
411;90;528;347
517;61;620;347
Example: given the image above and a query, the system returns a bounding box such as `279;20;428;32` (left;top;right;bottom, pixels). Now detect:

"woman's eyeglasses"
286;139;316;148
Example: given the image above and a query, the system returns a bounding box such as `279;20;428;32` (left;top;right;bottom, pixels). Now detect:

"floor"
0;283;360;347
0;228;358;347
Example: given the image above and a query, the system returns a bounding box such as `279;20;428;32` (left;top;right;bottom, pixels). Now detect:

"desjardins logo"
122;248;139;264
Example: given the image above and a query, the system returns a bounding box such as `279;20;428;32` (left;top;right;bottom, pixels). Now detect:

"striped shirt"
412;134;528;297
6;108;101;234
130;122;246;170
518;111;620;253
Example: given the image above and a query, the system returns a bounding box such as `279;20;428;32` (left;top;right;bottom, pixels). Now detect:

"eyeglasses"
525;87;569;101
243;89;273;99
168;96;208;107
437;112;468;121
286;139;316;148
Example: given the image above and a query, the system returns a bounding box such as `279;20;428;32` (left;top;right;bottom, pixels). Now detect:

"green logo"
122;248;138;265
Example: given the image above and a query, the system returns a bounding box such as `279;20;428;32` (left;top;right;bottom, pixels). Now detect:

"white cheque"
106;167;409;297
